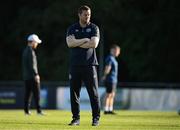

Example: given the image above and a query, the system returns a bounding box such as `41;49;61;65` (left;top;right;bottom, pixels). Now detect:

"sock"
104;106;109;111
109;106;113;111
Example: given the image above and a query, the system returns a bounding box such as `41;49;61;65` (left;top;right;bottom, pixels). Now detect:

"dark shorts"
105;82;117;93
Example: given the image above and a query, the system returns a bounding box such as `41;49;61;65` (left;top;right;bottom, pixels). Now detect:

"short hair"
110;44;120;50
78;5;91;14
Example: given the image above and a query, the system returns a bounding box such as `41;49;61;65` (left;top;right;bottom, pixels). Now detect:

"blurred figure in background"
22;34;44;115
102;44;120;114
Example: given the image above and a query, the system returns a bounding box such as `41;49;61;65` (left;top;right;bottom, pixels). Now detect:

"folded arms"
66;35;99;48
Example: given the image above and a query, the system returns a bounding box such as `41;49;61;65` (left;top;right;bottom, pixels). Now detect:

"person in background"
102;44;120;114
22;34;44;115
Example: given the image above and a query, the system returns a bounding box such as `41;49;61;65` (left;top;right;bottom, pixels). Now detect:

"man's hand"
101;75;106;82
101;65;111;82
66;35;90;48
35;75;40;83
79;37;99;49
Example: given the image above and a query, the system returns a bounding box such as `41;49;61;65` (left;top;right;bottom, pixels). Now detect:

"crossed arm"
66;35;99;48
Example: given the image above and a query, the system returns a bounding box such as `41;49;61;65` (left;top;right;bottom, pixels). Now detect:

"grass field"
0;110;179;130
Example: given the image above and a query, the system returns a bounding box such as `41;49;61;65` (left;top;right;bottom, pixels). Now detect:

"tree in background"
0;0;180;82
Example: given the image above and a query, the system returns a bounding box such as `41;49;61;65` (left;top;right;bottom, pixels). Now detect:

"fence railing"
0;81;180;89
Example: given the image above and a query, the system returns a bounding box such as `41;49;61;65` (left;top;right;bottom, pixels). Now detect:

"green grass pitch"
0;110;179;130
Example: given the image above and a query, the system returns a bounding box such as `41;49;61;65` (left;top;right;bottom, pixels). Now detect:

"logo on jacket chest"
86;28;91;33
75;28;91;33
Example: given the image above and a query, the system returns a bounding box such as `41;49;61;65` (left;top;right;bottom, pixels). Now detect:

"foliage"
0;0;180;81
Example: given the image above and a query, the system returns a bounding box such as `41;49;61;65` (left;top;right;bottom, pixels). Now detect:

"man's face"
115;48;120;57
78;9;91;24
32;42;39;49
111;47;120;57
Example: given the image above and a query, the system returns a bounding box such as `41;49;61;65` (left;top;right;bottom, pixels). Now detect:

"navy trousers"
69;66;100;120
24;79;41;113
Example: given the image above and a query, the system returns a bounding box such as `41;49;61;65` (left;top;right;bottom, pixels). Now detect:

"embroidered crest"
86;28;91;33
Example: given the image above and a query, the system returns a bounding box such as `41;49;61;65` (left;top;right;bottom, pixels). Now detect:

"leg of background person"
109;92;115;112
24;80;33;113
32;79;41;113
104;93;111;112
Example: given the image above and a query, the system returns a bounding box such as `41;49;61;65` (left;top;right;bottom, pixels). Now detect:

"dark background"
0;0;180;82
